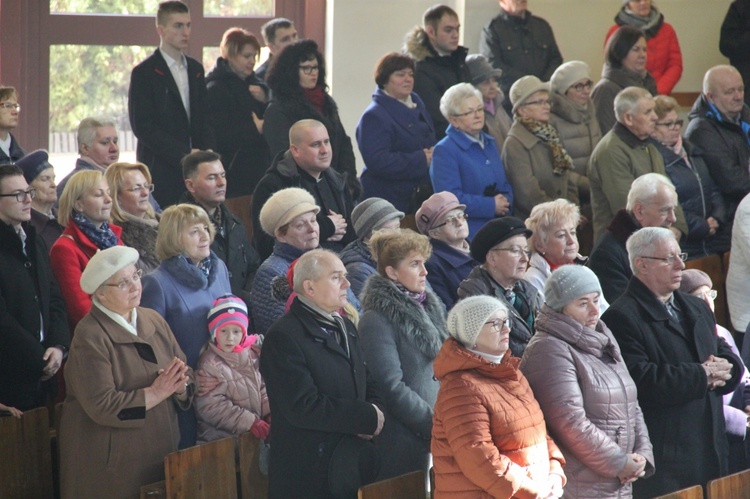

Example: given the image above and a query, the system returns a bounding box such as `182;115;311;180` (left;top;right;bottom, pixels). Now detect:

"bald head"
704;65;745;119
289;119;332;178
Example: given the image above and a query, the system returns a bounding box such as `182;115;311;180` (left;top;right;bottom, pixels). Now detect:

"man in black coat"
180;151;259;307
602;226;742;497
128;0;215;207
479;0;563;113
0;164;70;411
252;119;356;260
403;5;470;140
588;173;680;303
259;249;384;498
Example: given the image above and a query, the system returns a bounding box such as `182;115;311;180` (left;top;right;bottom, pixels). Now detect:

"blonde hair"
525;199;580;253
155;204;215;261
653;95;679;120
57;170;107;227
105;162;156;223
368;228;432;276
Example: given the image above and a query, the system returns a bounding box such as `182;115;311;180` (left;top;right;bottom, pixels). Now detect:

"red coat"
431;338;565;498
605;22;683;95
49;222;122;333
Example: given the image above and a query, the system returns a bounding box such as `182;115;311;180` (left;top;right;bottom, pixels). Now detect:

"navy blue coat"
339;239;377;299
356;88;435;212
425;238;477;310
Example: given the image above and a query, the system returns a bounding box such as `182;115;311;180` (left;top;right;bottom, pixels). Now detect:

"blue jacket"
356;88;436;212
250;242;307;336
430;125;513;237
140;251;231;447
339;239;377;298
425;238;478;310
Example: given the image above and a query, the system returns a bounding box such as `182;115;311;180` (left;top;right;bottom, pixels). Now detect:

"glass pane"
204;0;273;17
49;44;151;176
51;0;161;15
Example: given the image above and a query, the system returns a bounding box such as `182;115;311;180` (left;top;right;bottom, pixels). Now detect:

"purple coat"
357;88;435;212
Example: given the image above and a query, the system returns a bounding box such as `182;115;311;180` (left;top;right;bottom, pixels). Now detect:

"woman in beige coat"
502;76;579;221
59;246;194;499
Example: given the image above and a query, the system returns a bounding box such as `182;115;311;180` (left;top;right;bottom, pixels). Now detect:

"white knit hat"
550;61;592;95
447;296;508;348
259;187;321;235
80;246;139;294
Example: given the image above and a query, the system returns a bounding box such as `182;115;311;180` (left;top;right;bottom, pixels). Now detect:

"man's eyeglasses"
485;317;511;332
0;188;35;202
104;269;144;291
0;102;20;111
571;81;593;92
299;65;320;74
655;119;684;130
124;183;155;194
433;212;468;229
453;106;485;118
641;252;687;265
491;245;531;258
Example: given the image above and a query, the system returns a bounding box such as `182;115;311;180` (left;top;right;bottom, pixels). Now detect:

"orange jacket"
431;338;565;498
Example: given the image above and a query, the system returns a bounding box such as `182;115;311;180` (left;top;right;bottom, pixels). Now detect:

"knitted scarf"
616;5;664;39
303;86;326;114
71;210;119;249
517;117;574;175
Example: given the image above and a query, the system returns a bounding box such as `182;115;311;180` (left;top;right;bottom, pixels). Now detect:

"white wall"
327;0;734;173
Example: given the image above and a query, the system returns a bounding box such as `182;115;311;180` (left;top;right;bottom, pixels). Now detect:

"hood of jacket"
403;25;468;65
534;304;622;360
433;336;520;381
160;251;224;290
340;239;375;268
551;91;596;125
360;273;448;358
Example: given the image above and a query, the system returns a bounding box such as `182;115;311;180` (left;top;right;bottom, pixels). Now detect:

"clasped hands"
703;355;733;390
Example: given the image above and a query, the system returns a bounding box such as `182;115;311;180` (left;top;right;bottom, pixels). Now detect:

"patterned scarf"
517;117;574;175
196;254;212;278
71;210;119;250
394;281;427;307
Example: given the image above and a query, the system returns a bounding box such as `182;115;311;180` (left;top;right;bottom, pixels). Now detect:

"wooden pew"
653;484;703;499
0;407;54;499
707;468;750;499
238;431;268;499
358;470;426;499
164;437;237;498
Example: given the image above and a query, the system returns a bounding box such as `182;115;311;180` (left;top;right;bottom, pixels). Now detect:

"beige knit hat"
550;61;592;95
80;246;139;294
447;296;509;348
259;187;321;235
510;75;550;114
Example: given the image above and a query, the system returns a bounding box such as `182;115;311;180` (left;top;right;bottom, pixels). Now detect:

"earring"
472;344;477;349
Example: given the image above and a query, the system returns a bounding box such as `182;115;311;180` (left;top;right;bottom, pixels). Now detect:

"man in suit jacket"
259;249;384;498
128;0;214;207
602;226;742;497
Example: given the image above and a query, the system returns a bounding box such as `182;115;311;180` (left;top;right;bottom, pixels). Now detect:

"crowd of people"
4;0;750;498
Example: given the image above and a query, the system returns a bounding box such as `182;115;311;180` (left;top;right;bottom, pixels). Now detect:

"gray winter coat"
591;64;658;134
521;305;654;498
358;274;448;480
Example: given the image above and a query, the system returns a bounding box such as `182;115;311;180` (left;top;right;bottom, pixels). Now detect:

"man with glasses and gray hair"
603;226;742;497
0;164;70;412
458;216;540;356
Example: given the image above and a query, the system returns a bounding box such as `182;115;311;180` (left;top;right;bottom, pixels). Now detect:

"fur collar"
403;25;430;62
160;251;223;290
360;274;448;358
119;213;159;273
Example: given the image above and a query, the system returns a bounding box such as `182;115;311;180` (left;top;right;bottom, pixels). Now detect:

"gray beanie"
259;187;320;235
447;296;508;348
550;61;592;95
679;269;712;294
544;265;602;311
80;246;140;294
351;198;404;240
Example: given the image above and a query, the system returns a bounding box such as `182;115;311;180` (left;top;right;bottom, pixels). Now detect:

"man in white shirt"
128;0;214;207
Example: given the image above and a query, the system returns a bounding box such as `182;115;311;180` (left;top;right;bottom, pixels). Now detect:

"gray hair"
626;173;676;211
703;64;742;95
77;116;116;151
614;86;652;122
293;249;339;295
626;227;675;274
440;83;483;121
